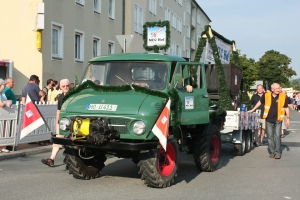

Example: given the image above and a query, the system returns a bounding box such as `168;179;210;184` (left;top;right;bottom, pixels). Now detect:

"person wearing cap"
0;78;13;153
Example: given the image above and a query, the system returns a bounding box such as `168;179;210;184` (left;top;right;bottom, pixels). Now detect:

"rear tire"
137;139;179;188
245;130;252;153
235;131;246;156
63;148;107;180
193;124;221;172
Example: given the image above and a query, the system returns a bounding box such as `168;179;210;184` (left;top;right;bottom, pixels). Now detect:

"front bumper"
51;137;158;151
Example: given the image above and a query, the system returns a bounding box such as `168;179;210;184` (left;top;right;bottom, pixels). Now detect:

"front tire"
235;131;246;156
137;139;179;188
193;124;221;172
63;148;107;180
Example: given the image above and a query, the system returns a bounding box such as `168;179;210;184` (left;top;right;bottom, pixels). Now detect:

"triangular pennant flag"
20;94;45;139
151;99;171;151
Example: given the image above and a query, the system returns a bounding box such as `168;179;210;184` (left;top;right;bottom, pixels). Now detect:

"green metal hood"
63;90;148;115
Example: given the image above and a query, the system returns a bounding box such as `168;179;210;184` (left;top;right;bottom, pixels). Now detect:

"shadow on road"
100;144;239;186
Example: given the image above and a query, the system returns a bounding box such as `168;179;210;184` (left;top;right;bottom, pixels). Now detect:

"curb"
0;146;52;161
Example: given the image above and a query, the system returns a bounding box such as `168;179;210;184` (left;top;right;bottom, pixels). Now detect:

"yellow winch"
72;118;90;140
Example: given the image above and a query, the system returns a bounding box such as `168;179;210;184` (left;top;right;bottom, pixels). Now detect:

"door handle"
201;94;208;98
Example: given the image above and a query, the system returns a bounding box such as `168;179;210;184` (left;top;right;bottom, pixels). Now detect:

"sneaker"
41;158;54;167
1;149;10;153
253;141;259;147
275;155;281;159
269;154;275;158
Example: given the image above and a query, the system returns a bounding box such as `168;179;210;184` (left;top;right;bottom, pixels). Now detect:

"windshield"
82;61;168;90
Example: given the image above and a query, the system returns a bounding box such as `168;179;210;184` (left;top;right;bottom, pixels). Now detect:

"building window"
172;12;177;29
177;17;182;32
187;0;190;14
149;0;157;15
165;6;170;21
177;45;181;57
93;36;101;57
75;30;84;62
178;0;182;6
159;0;163;8
183;35;185;51
197;13;200;24
108;40;115;54
94;0;101;13
186;25;190;38
183;11;186;26
134;4;143;34
51;22;63;59
186;49;190;58
108;0;115;19
75;0;84;6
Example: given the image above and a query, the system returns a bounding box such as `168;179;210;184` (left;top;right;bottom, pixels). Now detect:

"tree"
231;53;258;89
290;79;300;91
256;50;296;87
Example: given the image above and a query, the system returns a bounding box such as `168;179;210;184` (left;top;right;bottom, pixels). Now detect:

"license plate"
86;104;118;111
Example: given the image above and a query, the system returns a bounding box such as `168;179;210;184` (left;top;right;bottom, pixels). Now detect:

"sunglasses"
61;85;69;88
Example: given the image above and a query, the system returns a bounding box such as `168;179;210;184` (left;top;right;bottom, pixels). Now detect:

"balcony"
191;39;195;50
191;17;196;29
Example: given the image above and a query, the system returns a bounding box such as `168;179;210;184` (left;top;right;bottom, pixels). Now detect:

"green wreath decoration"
193;25;235;114
143;21;170;53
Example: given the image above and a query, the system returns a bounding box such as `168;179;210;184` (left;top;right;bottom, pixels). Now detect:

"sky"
196;0;300;79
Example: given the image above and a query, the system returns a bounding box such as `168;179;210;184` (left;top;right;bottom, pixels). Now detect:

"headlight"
59;118;70;131
132;121;146;135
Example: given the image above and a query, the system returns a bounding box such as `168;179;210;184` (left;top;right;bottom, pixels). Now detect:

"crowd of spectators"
0;75;75;153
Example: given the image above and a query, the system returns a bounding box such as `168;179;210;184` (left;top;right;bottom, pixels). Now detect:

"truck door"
171;62;209;125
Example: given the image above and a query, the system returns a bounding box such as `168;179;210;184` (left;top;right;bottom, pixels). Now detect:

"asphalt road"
1;109;300;200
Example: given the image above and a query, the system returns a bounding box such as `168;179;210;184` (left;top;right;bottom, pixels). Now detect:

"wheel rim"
158;142;176;177
210;135;220;162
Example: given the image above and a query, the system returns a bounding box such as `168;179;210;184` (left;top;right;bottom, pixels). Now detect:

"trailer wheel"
137;139;179;188
235;131;246;156
193;124;221;172
245;130;252;153
63;148;107;180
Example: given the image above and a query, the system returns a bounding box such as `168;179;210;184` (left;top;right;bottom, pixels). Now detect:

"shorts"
282;116;288;129
259;118;266;129
53;134;64;148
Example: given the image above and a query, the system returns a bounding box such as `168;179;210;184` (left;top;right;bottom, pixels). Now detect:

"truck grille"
106;117;131;134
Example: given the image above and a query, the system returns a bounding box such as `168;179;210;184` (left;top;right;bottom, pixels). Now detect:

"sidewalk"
0;143;52;161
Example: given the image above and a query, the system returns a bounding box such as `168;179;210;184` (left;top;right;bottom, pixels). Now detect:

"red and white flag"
20;94;45;139
151;99;171;151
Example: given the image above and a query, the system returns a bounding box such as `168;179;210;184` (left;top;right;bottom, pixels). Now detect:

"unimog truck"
51;52;226;188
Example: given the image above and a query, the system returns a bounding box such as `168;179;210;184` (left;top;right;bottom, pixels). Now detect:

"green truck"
52;52;229;188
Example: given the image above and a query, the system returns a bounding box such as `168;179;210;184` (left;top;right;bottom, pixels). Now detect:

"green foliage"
290;79;300;91
256;50;296;87
231;52;258;89
143;21;170;53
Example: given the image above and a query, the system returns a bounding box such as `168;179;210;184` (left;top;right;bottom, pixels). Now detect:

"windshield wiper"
114;75;134;90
